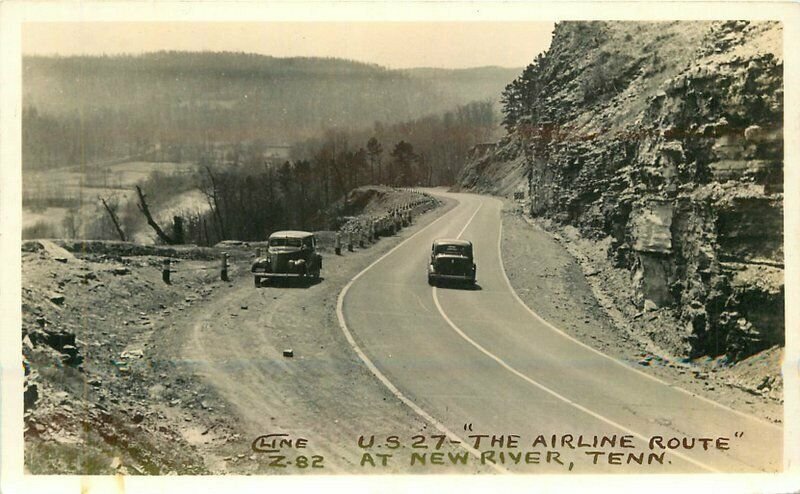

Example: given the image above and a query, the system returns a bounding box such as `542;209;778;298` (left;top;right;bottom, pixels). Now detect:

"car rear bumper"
253;272;307;278
429;273;474;281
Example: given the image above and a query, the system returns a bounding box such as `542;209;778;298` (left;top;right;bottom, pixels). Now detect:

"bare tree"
100;196;127;241
135;185;175;244
201;166;227;240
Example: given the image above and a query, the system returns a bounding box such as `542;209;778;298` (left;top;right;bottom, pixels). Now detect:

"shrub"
581;50;637;103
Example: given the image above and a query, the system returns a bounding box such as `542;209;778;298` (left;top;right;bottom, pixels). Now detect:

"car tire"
254;276;261;287
427;276;435;286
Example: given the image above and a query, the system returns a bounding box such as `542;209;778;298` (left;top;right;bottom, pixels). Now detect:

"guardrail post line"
335;232;342;255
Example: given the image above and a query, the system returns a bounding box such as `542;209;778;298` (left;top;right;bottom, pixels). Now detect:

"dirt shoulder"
170;195;493;474
499;200;782;425
23;190;475;475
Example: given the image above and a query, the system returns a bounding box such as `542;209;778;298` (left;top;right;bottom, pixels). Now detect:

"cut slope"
458;21;783;361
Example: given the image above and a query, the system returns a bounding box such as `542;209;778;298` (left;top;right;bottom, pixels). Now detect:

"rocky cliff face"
459;21;783;360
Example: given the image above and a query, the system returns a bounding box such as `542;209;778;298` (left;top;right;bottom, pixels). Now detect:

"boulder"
24;382;39;411
629;201;673;254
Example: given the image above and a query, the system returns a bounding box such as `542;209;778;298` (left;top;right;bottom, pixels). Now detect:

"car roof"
433;238;472;247
269;230;314;239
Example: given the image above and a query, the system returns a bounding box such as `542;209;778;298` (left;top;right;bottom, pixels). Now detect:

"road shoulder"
172;195;492;474
498;200;782;425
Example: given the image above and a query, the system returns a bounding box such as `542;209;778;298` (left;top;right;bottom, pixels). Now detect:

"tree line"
102;99;496;245
292;100;497;186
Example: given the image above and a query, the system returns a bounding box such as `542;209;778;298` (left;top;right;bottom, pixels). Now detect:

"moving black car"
427;239;476;286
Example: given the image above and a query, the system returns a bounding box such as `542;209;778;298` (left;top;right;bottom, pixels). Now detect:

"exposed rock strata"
459;21;783;359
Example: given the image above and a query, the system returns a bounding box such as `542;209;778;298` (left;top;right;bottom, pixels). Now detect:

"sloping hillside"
458;21;783;361
23;53;517;170
401;66;522;106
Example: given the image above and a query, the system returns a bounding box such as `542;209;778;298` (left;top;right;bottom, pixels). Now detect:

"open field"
23;161;203;240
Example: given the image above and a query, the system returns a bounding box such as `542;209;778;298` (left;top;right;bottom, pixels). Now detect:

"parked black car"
251;230;322;286
427;239;476;286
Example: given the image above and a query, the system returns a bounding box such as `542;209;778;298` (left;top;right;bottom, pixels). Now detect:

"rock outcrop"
459;21;783;360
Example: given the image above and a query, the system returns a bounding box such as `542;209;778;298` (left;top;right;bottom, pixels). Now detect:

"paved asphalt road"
339;190;783;473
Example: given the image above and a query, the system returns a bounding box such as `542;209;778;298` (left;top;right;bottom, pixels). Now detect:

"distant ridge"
23;52;520;169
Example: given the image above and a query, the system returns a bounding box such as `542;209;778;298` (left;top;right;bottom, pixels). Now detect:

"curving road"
339;190;782;473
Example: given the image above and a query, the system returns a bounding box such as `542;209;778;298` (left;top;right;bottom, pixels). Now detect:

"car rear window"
269;237;303;247
435;244;470;256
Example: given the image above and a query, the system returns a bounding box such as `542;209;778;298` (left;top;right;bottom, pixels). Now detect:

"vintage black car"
251;230;322;286
427;238;476;286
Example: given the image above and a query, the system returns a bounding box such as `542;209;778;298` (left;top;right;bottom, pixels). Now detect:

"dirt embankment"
22;239;243;474
21;189;457;475
458;21;784;364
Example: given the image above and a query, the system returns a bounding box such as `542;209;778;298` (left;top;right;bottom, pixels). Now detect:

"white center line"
336;198;508;473
432;286;719;473
433;197;721;473
457;202;483;239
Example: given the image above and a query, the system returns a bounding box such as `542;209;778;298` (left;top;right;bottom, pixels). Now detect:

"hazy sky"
23;22;554;69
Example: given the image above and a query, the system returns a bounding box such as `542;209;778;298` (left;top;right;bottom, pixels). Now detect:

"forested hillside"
22;52;517;170
291;100;497;186
22;52;504;244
